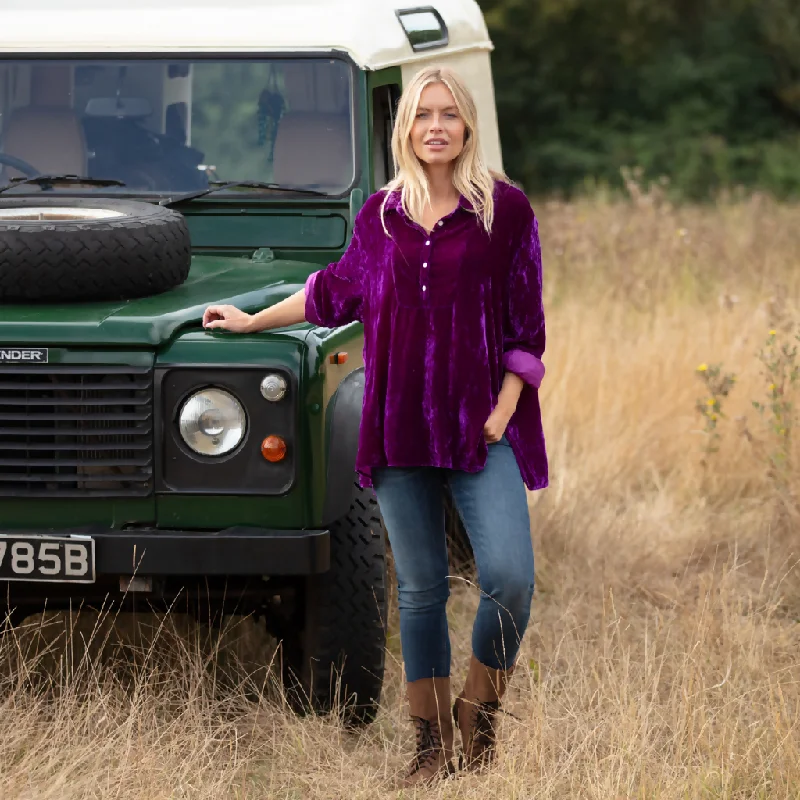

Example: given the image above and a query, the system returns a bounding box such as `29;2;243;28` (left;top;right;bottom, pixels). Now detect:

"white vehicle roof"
0;0;493;70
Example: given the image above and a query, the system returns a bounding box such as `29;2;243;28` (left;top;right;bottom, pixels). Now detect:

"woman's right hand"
202;304;254;333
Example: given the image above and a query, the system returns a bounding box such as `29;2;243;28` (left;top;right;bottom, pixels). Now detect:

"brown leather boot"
452;655;513;771
399;677;456;788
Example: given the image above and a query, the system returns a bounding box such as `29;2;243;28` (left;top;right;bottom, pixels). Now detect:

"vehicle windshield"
0;57;355;196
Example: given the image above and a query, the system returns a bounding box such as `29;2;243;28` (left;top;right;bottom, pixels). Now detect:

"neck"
424;162;458;204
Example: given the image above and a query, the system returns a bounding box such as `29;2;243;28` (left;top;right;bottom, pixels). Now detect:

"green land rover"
0;0;504;723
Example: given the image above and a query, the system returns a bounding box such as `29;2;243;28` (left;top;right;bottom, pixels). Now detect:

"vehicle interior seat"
272;61;354;193
272;113;353;192
1;64;88;181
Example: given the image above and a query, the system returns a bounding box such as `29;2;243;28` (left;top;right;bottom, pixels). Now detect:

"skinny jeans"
372;436;535;682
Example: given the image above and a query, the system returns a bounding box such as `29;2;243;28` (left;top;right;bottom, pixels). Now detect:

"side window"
396;8;449;51
371;83;400;189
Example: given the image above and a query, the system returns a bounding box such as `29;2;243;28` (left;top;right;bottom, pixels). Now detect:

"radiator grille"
0;364;153;498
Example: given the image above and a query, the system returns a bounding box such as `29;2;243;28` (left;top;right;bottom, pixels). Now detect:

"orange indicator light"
261;435;287;462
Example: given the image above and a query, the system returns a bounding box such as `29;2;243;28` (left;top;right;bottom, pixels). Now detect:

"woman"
203;65;547;787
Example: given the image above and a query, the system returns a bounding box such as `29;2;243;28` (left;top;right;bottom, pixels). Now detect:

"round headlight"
260;373;288;402
178;388;246;456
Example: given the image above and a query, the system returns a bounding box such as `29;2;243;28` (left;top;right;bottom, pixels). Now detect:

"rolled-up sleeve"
503;206;546;388
304;212;367;327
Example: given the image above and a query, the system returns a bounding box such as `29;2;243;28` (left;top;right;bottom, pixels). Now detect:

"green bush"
479;0;800;200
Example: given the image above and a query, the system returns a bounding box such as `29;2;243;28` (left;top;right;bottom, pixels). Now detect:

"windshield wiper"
160;180;328;207
0;175;126;196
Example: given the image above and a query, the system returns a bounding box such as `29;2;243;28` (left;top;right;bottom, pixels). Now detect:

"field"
2;189;800;799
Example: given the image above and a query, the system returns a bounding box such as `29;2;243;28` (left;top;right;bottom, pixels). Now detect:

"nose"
428;112;444;132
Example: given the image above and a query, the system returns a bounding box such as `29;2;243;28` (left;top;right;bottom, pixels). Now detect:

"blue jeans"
372;438;535;682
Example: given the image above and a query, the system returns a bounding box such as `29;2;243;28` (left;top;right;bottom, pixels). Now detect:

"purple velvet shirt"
304;179;548;491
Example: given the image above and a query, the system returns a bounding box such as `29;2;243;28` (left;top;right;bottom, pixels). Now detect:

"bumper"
17;527;331;576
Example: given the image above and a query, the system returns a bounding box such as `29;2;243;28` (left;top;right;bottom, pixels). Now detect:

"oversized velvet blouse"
304;179;548;491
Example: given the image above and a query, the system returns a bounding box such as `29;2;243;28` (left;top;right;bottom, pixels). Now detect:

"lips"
424;139;449;147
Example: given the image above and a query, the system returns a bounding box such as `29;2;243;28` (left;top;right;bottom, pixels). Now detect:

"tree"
478;0;800;199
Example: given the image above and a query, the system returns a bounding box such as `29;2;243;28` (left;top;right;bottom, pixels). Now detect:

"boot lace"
467;699;499;754
408;716;443;776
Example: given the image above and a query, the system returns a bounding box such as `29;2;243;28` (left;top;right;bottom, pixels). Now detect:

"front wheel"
275;480;387;726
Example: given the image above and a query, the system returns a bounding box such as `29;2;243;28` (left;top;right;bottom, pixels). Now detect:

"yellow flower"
706;398;715;406
710;413;718;421
769;383;776;391
697;363;708;372
769;329;777;336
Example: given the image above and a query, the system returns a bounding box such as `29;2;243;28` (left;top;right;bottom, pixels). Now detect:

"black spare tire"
0;197;191;303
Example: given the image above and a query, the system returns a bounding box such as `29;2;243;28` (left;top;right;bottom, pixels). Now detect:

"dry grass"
3;191;800;798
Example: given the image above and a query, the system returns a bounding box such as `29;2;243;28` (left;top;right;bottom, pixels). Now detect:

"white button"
422;285;427;291
438;221;444;227
422;262;428;268
425;240;430;246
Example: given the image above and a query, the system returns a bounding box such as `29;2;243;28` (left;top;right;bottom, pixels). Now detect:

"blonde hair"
380;65;505;235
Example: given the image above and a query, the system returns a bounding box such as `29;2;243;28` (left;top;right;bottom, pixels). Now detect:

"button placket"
422;236;432;299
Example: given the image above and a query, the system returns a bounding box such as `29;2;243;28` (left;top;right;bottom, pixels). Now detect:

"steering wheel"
0;153;40;178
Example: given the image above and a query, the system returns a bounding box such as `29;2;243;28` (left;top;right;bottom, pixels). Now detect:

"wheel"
274;480;388;726
0;197;191;302
1;606;30;631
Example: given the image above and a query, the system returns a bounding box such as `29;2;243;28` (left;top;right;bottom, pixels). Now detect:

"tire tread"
0;198;191;302
284;480;388;725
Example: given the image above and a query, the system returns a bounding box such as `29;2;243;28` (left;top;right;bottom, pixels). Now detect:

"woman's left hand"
483;405;513;443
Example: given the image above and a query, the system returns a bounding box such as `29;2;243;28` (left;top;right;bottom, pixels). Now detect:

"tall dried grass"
2;191;800;799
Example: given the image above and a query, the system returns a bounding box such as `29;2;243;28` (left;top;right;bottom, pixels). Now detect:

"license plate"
0;534;95;583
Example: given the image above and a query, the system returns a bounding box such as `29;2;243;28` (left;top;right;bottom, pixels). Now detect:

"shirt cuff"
503;349;545;388
304;270;323;326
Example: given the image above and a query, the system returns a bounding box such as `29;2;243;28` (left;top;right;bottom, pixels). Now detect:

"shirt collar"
383;189;474;216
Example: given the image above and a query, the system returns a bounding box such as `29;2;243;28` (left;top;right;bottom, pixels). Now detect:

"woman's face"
410;82;467;167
